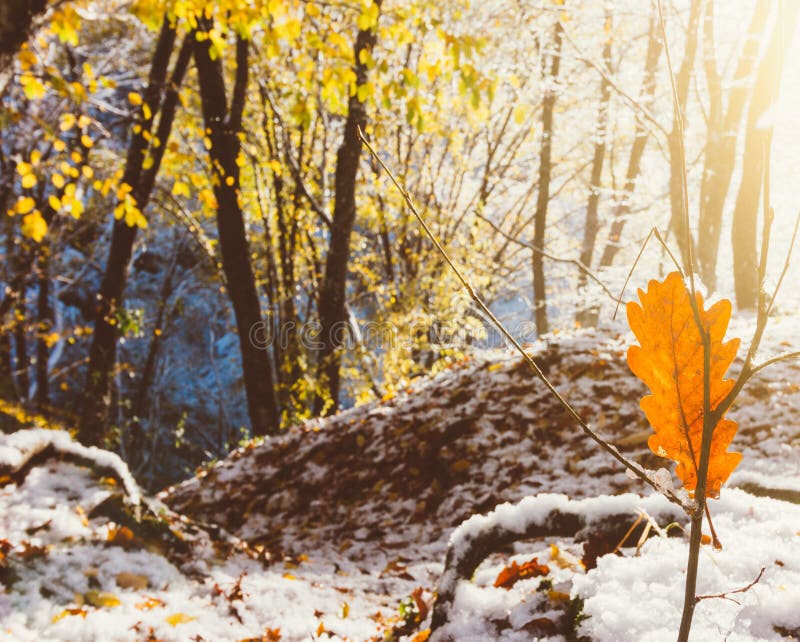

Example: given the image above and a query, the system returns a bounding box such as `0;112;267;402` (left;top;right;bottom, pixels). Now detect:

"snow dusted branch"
429;493;683;638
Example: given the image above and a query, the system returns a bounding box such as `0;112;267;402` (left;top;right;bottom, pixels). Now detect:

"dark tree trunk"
314;3;382;415
34;246;52;408
0;331;13;400
576;12;612;326
0;0;47;68
697;1;769;291
732;2;799;309
194;31;280;436
13;300;29;399
666;0;702;270
79;23;191;445
598;15;662;268
127;240;179;465
531;19;563;337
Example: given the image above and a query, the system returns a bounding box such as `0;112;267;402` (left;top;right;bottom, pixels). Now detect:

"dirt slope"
162;326;799;562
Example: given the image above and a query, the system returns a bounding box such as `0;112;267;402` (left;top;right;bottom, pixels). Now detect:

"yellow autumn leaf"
69;198;84;219
17;46;37;70
128;91;142;105
20;74;46;100
22;174;37;189
59;114;77;131
43;332;60;348
15;196;36;214
165;612;197;626
83;590;120;608
135;596;165;610
21;211;47;242
52;607;88;622
357;2;379;31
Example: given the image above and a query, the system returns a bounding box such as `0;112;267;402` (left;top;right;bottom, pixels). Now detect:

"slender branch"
749;351;800;378
257;80;332;228
561;26;670;142
657;0;697;295
764;207;800;319
695;567;765;605
474;211;618;302
612;226;684;320
358;126;693;514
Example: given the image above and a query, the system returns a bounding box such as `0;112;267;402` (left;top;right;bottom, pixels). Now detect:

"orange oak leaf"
494;557;550;589
627;271;742;498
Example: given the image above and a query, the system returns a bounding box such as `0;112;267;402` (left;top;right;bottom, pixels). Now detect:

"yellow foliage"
165;612;197;626
22;211;48;242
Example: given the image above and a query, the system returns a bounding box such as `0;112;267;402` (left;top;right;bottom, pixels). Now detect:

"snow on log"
430;492;683;638
0;428;141;506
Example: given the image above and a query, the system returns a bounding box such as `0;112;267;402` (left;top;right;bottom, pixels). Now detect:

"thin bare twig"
561;27;670;143
474;211;618;302
764;207;800;320
612;226;684;320
749;351;800;377
657;0;697;296
695;567;765;605
358;125;693;514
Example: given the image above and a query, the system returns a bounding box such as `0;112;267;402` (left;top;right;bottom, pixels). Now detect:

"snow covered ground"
1;320;799;641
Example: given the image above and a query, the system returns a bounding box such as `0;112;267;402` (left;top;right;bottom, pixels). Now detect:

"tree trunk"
34;245;51;408
598;14;662;268
0;0;47;69
79;23;191;445
697;1;769;291
13;300;29;400
0;331;13;400
732;2;799;309
576;12;611;326
531;19;563;337
314;3;383;416
128;238;180;465
194;30;280;436
666;0;702;270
